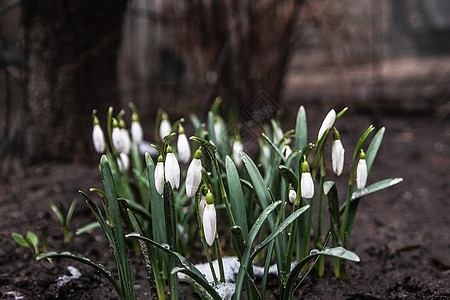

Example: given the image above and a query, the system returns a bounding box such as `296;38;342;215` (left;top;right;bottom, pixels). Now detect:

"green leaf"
172;268;222;300
66;199;78;229
225;156;248;238
261;133;285;162
294;106;307;151
284;247;359;299
50;202;65;225
366;127;385;174
251;204;309;260
352;178;403;200
278;165;298;189
118;198;152;222
233;201;281;299
36;251;121;297
11;233;30;248
324;181;341;246
126;233;221;300
75;222;100;236
26;231;39;249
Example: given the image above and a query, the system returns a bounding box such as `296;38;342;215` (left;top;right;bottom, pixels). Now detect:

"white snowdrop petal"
177;133;191;164
289;189;297;204
92;125;105;153
159;119;171;140
186;158;202;197
301;172;314;199
198;195;207;224
117;153;130;172
154;161;164;195
332;139;345;176
317;109;336;141
165;152;180;189
232;141;243;167
203;204;217;246
112;127;124;153
121;129;131;154
356;159;368;190
131;121;143;144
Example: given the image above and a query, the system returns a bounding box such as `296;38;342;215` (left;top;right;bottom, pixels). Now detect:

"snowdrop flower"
112;118;125;153
289;189;297;204
119;119;131;154
91;112;105;154
301;160;314;199
283;139;292;158
232;138;243;167
331;128;345;176
154;155;164;195
317;109;336;141
131;112;144;145
186;148;203;197
164;145;180;189
117;152;130;173
203;191;217;246
159;113;171;141
356;150;367;190
198;190;207;224
177;125;191;164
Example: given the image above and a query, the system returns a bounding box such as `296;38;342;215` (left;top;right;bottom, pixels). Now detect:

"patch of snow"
57;266;81;287
215;282;235;300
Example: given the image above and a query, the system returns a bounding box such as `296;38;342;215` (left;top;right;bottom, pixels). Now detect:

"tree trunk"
22;0;128;163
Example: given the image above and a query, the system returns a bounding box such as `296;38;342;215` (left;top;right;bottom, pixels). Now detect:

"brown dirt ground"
1;105;449;299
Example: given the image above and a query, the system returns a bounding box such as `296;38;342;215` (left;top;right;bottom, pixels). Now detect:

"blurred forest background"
0;0;449;168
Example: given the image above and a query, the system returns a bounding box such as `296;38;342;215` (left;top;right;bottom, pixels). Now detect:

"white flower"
317;109;336;141
117;152;130;173
159;114;171;141
92;124;105;154
186;149;203;197
164;146;180;189
112;126;125;153
232;140;243;167
203;202;217;246
332;137;345;176
214;120;222;145
177;132;191;164
198;194;207;223
300;160;314;199
289;189;297;204
131;120;144;144
283;144;292;158
120;128;131;154
356;151;367;190
154;156;164;195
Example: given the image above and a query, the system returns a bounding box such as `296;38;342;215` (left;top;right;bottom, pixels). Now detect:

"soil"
1;105;449;299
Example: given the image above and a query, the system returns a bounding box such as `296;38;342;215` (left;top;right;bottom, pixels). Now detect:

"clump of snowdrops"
35;100;402;300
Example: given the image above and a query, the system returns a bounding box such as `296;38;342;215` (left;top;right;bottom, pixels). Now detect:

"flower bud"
317;109;336;141
177;125;191;164
289;189;297;204
203;191;217;246
119;119;131;154
131;112;144;144
356;150;367;190
117;152;130;173
92;113;105;154
331;128;345;176
159;113;171;141
301;160;314;199
164;146;180;189
232;138;243;167
154;155;164;195
186;148;203;197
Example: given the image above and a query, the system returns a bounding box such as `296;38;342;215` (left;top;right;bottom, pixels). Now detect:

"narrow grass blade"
233;201;281;299
79;190;113;244
37;251;121;298
365;127;385;174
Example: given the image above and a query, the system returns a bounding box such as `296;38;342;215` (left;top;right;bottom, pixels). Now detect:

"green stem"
285;205;297;279
215;237;226;283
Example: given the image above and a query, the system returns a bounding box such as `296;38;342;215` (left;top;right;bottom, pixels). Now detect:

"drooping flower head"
159;112;171;141
117;152;130;173
317;109;336;141
356;149;368;190
301;159;314;199
186;148;203;197
332;128;345;176
289;188;297;204
203;191;217;246
119;119;131;154
91;110;105;154
164;145;180;189
177;124;191;164
154;155;164;195
232;135;243;167
131;112;144;145
112;118;125;153
283;139;293;158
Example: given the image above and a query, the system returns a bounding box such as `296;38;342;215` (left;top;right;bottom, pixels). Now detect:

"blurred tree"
22;0;128;163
